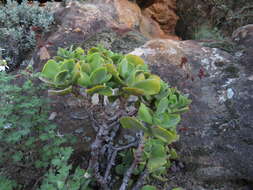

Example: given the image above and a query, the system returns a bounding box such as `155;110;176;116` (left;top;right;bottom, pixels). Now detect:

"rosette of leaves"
119;72;191;177
120;87;191;144
40;46;162;97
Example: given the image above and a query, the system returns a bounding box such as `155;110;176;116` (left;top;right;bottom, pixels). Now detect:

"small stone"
128;95;138;102
73;27;82;32
178;162;185;169
126;105;136;113
248;75;253;81
75;128;84;134
48;112;57;120
227;88;234;99
91;94;99;105
3;123;12;129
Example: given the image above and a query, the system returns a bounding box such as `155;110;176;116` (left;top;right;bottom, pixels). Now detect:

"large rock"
130;28;253;189
142;0;179;35
113;0;179;39
33;0;178;71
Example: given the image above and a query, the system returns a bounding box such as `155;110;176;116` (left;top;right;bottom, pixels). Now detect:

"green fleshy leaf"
118;58;134;79
156;97;169;115
74;47;84;58
88;47;100;54
137;103;153;124
135;73;145;82
154;113;180;129
87;53;104;70
98;86;113;96
41;60;60;80
126;54;144;66
78;72;91;87
151;126;179;143
133;79;161;95
59;59;75;72
80;62;91;74
120;117;148;133
90;67;107;85
169;148;178;159
86;85;107;95
123;87;145;96
48;86;72;95
141;185;157;190
147;143;167;172
72;62;81;83
106;63;119;77
54;70;69;84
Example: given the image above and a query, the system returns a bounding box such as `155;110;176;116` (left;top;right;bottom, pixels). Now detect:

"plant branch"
132;168;149;190
119;134;145;190
104;141;138;182
87;122;109;190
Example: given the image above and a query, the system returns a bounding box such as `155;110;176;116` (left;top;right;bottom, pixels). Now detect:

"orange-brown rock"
113;0;179;39
142;0;179;35
114;0;142;28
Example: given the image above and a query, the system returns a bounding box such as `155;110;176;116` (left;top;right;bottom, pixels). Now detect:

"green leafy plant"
40;46;191;189
0;176;17;190
192;24;224;40
141;185;157;190
0;0;54;70
0;69;89;190
39;147;91;190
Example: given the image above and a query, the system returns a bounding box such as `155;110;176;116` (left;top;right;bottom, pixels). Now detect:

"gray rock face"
130;29;253;188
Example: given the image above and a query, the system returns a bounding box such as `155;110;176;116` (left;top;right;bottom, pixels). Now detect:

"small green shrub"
39;147;91;190
192;24;224;40
0;69;89;189
40;46;191;189
0;0;54;70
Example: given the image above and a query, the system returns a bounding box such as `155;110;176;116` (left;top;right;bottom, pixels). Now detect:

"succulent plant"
40;46;191;189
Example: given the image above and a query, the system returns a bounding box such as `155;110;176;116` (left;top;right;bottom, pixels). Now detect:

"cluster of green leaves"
41;46;159;97
192;24;224;41
0;70;89;190
41;46;191;189
116;139;178;180
0;0;54;69
39;147;91;190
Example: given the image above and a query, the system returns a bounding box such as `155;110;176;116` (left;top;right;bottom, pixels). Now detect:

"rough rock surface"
113;0;179;39
33;1;179;70
142;0;179;35
130;27;253;189
33;1;148;71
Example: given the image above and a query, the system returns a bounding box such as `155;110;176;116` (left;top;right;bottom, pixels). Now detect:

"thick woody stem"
87;124;109;190
87;110;123;190
119;133;145;190
104;142;138;182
